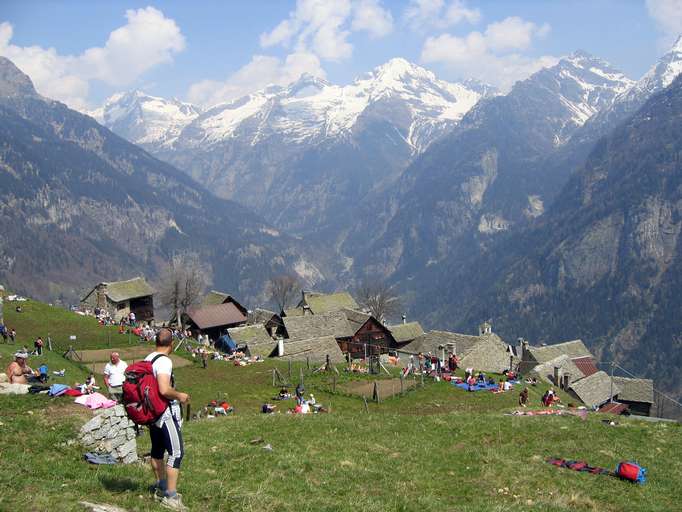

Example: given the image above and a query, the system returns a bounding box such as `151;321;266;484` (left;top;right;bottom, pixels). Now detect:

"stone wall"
79;405;138;464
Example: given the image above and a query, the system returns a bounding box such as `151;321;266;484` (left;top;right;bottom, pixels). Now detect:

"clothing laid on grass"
74;392;117;409
145;351;184;469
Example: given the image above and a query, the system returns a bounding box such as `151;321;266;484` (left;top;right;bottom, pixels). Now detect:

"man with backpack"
144;328;190;511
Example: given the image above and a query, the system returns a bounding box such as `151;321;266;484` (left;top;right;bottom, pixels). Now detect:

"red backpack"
122;354;170;425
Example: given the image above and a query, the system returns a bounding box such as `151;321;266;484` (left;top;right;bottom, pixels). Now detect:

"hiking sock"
157;479;167;491
165;491;178;498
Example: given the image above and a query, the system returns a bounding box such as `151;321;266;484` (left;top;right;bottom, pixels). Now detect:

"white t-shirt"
145;351;181;427
103;360;128;387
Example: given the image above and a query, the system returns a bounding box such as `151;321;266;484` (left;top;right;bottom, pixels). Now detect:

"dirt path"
341;377;417;399
76;346;191;373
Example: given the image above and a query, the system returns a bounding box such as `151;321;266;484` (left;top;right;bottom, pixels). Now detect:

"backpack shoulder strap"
150;353;174;387
150;353;170;364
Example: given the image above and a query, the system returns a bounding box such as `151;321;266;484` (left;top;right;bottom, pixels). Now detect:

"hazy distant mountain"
347;52;634;282
0;56;325;305
95;59;494;239
445;73;682;400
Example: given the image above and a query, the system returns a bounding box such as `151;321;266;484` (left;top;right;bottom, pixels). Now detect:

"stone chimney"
402;314;406;325
478;321;492;336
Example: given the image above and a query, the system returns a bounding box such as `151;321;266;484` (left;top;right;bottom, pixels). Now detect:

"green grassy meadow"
1;302;681;511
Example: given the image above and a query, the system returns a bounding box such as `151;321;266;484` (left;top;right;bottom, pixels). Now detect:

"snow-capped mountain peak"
90;90;201;148
177;59;489;151
517;50;634;142
635;34;682;93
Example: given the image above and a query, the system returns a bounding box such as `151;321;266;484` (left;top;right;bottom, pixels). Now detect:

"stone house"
81;277;154;322
285;290;359;316
401;323;511;373
387;321;425;346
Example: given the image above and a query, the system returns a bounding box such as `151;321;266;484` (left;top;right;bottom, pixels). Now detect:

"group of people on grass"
261;382;326;415
0;324;17;344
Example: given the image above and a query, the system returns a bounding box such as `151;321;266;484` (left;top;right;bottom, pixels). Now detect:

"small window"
117;303;126;310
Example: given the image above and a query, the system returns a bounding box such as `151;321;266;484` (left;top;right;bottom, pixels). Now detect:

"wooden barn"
81;277;154;322
184;302;248;341
340;308;398;358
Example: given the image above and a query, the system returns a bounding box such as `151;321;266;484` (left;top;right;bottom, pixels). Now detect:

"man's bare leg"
151;457;166;484
166;467;179;494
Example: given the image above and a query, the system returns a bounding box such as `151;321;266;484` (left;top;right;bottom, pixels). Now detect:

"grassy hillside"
1;299;680;511
3;299;128;350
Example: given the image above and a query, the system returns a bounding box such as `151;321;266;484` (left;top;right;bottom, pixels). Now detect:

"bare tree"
158;252;208;327
356;279;401;323
268;274;300;314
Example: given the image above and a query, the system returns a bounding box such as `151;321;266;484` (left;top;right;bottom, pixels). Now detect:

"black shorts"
149;413;184;469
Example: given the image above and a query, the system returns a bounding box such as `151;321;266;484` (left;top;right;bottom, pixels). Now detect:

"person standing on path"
146;328;190;511
102;352;127;401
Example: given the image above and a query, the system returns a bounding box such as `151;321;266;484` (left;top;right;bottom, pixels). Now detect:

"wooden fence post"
363;396;369;413
400;373;404;395
373;381;379;403
332;374;337;393
272;369;276;387
299;367;304;386
306;356;310;370
288;360;292;380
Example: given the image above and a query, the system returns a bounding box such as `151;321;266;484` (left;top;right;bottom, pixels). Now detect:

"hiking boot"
160;494;188;511
147;484;165;501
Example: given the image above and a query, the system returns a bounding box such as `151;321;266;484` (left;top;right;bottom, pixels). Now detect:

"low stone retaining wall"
79;404;138;464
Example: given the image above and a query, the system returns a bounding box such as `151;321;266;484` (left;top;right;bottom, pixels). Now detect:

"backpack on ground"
616;461;647;484
122;354;170;425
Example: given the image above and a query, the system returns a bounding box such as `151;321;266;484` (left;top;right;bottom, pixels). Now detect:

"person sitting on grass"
466;375;477;391
261;403;277;414
519;388;529;407
277;387;290;400
5;352;38;384
487;377;496;386
77;373;98;394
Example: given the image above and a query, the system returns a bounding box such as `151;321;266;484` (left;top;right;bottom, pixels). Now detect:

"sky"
1;0;681;111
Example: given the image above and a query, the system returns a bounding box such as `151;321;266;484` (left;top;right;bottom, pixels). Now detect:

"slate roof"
227;324;273;345
613;377;654;404
387;322;425;344
202;290;230;306
247;308;281;326
83;277;154;303
526;340;593;364
283;307;304;317
529;355;585;385
342;308;371;332
245;340;278;358
186;302;247;330
402;330;484;357
569;371;619;408
279;335;345;363
283;311;353;340
300;291;359;314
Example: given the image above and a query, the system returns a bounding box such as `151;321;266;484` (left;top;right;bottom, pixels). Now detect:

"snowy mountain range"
94;58;493;154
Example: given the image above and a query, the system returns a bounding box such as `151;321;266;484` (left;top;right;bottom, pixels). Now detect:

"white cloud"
646;0;682;48
0;7;184;110
484;16;550;52
352;0;394;38
260;0;392;61
404;0;480;31
187;51;325;107
421;17;555;92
